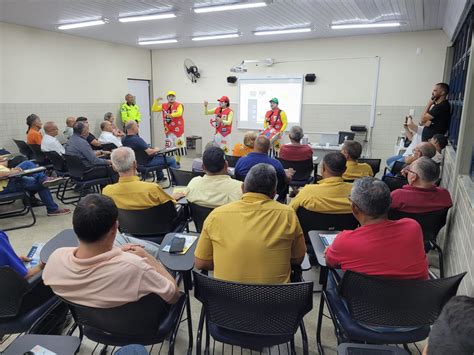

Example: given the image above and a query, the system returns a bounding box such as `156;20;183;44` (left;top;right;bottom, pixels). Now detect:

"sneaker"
47;208;71;216
42;177;66;187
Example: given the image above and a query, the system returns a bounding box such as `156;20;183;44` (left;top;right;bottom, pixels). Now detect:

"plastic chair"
63;293;187;355
193;271;313;355
384;160;406;176
225;155;241;168
118;201;188;244
317;270;466;354
382;175;408;192
188;203;214;233
28;144;52;168
133;148;171;188
389;208;449;277
170;168;203;187
357;158;381;176
100;143;117;152
277;158;314;187
0;190;36;231
13;139;34;161
296;208;358;241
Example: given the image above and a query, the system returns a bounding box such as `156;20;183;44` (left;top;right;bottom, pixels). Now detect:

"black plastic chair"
43;151;77;203
235;171;288;204
100;143;117;152
357;158;381;176
193;271;313;355
13;139;35;161
384;160;406;176
63;293;187;354
277;158;314;187
133;148;171;188
296;208;358;241
317;270;466;353
188;203;214;233
118;201;188;244
0;190;36;231
170;168;203;187
389;208;449;277
382;175;408;192
225;155;241;168
28;144;52;168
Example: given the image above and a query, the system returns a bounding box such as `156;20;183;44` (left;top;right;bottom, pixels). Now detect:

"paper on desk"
29;345;57;355
162;234;198;254
319;234;338;247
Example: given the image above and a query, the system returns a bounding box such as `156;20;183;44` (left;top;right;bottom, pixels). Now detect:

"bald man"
120;94;141;125
63;116;76;140
41;121;65;155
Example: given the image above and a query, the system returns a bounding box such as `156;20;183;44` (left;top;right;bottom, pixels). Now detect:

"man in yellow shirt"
290;152;352;214
120;94;141;125
341;141;373;181
194;163;306;284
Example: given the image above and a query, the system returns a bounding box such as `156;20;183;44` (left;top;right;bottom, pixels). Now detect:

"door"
127;79;152;144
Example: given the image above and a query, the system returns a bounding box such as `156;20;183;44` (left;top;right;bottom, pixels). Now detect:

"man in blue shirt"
0;231;43;279
235;136;294;202
122;121;178;181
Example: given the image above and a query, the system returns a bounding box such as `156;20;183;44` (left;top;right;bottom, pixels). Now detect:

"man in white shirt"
41;121;65;155
98;121;123;148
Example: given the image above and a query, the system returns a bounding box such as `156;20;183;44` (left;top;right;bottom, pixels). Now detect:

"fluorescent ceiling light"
119;12;176;23
138;38;178;45
194;1;267;13
254;27;312;36
331;22;403;30
192;33;240;41
57;19;107;30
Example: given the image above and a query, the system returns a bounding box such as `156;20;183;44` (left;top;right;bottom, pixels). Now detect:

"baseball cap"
167;90;177;97
217;96;230;103
269;97;279;104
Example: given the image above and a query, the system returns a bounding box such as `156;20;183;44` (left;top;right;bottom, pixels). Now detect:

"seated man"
186;146;242;208
26;114;43;145
122;121;178;181
0;157;70;216
41;121;65;155
235;136;294;202
341;140;373;180
290;152;352;214
194;163;306;284
43;194;180;308
104;112;125;137
63;116;76;140
325;177;428;280
429;134;447;164
279;126;313;162
232;131;257;157
391;157;452;213
385;142;437;178
75;116;102;150
98;120;123;148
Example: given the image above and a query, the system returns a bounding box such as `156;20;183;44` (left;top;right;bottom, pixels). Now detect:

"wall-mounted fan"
184;58;201;83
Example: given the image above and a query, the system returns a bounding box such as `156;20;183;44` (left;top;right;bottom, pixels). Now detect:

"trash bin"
186;136;202;158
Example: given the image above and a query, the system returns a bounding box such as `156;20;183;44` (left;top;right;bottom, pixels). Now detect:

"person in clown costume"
203;96;234;154
152;91;186;163
261;97;287;157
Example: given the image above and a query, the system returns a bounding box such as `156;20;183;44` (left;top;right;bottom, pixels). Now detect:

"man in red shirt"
391;157;452;213
279;126;313;162
325;177;428;280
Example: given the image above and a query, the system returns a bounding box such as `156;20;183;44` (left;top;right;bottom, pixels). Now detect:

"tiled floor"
1;157;428;354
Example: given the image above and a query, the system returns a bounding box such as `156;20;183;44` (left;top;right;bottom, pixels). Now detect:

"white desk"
310;144;341;174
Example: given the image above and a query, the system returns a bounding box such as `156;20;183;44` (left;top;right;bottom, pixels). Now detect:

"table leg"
183;271;193;355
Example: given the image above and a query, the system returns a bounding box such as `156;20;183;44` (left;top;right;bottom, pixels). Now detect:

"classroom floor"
1;157;428;355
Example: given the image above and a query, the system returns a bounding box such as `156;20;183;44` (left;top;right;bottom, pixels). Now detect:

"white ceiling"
0;0;452;49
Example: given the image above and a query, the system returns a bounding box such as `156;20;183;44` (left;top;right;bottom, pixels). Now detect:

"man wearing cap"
120;94;141;125
261;98;287;156
152;91;186;163
204;96;234;154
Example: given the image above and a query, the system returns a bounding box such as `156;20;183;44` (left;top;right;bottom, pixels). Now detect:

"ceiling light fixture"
331;22;403;30
138;38;178;45
253;27;312;36
191;33;240;41
119;12;176;23
193;1;267;13
57;19;107;30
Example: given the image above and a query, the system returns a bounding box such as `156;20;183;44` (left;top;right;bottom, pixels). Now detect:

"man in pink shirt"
279;126;313;162
325;177;428;280
391;157;452;213
42;194;180;308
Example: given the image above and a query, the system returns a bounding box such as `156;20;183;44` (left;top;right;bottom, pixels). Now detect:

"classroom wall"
151;30;449;165
0;22;152;152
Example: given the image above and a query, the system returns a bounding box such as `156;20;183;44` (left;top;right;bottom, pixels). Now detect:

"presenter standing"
260;97;287;157
152;91;186;163
204;96;233;153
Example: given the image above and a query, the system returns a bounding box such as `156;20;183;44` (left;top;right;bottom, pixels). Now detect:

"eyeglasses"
403;168;417;176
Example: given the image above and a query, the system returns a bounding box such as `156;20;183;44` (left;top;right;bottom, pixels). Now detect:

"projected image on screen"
238;76;303;130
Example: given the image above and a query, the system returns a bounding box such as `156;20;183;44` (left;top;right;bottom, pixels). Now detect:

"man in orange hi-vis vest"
204;96;234;154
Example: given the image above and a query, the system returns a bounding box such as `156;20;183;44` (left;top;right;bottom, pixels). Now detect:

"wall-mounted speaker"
305;73;316;82
227;76;238;84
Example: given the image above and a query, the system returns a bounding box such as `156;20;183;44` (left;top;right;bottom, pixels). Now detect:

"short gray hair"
104;112;113;121
110;147;136;173
412;157;440;183
289;126;304;142
351;177;391;218
243;163;277;197
125;120;136;131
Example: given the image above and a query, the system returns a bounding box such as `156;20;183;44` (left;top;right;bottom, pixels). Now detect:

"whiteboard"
238;76;303;130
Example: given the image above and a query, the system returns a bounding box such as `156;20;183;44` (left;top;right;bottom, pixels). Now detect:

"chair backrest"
382;175;408;192
63;154;87;179
132;148;152;166
189;203;214;233
44;151;67;172
357;158;381;175
277;158;313;182
62;293;169;337
101;143;117;152
13;139;34;160
391;161;406;176
388;208;449;242
118;201;178;236
225;155;241;168
193;271;313;336
296;208;358;238
170;168;200;186
339;271;466;327
0;267;30;318
28;144;48;164
338;131;356;144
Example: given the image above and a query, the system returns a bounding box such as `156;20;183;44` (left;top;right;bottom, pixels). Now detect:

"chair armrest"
27;270;43;288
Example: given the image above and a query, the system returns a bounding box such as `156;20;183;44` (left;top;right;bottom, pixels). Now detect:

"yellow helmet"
166;90;177;97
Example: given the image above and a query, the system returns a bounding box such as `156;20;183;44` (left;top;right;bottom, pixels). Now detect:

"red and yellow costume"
204;96;234;154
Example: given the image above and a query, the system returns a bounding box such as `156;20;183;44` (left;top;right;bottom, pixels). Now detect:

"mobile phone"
169;237;185;253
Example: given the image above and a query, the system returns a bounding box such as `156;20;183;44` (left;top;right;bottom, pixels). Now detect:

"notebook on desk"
161;234;197;254
24;242;45;269
319;233;338;247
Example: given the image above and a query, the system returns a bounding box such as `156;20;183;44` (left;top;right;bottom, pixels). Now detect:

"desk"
0;166;46;180
309;230;339;268
40;229;78;264
3;334;81;355
159;232;199;355
311;144;341;173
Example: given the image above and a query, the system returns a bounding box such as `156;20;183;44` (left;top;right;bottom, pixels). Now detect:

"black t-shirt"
87;133;102;150
422;100;451;141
